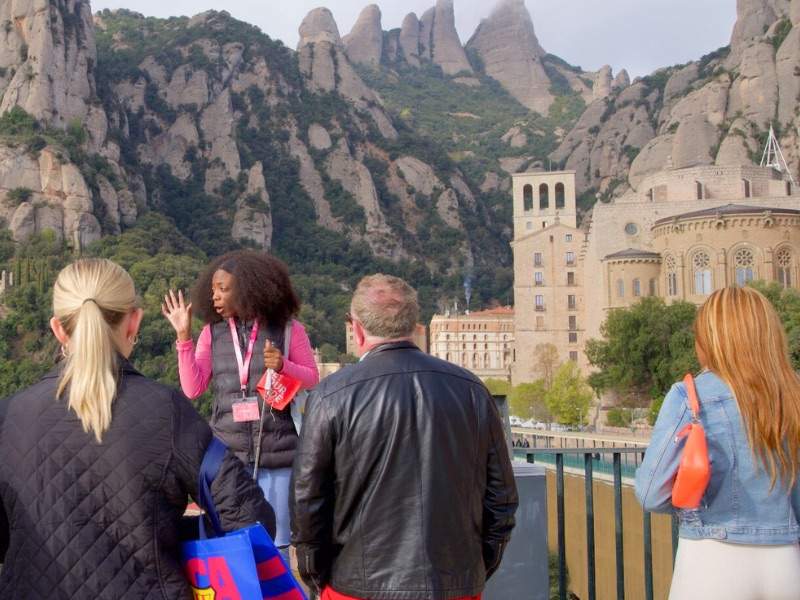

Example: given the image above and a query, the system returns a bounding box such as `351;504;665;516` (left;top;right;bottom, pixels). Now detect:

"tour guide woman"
163;250;319;556
636;286;800;599
0;258;273;598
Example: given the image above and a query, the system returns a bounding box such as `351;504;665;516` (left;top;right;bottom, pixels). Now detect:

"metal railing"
514;445;678;600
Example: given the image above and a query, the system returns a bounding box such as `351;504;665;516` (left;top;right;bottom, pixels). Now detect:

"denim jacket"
635;370;800;544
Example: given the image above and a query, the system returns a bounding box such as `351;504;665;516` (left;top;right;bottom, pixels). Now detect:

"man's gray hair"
351;274;419;339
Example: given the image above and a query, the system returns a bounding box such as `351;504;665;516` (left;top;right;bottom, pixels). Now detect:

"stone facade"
511;171;586;383
429;307;514;381
512;164;800;383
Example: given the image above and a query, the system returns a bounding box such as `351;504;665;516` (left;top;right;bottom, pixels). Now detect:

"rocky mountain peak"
0;0;98;128
466;0;552;113
297;6;397;139
429;0;474;76
613;69;630;91
343;4;383;67
592;65;613;101
298;7;341;47
729;0;789;60
399;12;421;66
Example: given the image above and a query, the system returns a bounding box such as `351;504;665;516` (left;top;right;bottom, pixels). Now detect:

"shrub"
772;19;792;51
6;187;33;206
606;407;633;428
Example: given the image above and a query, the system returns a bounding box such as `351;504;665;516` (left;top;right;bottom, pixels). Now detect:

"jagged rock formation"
613;70;630;91
0;0;98;128
420;0;474;77
553;0;800;196
0;147;103;246
0;0;146;245
232;163;272;250
343;4;383;68
728;0;789;62
399;13;421;66
466;0;552;113
297;7;398;140
593;66;613;101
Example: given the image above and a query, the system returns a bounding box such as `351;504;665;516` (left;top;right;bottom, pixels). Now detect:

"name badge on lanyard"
229;318;261;423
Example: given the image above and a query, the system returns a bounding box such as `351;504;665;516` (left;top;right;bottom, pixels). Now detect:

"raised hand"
264;340;284;372
161;289;193;342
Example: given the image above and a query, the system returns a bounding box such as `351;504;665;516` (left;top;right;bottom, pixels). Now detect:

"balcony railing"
514;445;678;600
535;305;546;312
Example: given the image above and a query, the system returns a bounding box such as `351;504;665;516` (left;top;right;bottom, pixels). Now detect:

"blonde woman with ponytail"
636;286;800;600
0;259;274;599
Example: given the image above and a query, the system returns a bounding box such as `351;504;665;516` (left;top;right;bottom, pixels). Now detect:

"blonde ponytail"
53;259;138;443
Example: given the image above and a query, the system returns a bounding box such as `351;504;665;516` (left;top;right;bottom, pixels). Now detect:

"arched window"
777;247;792;288
693;251;713;295
743;179;751;198
473;353;479;368
734;247;755;286
616;279;624;298
666;255;678;297
445;353;450;361
484;352;490;366
539;184;549;209
555;182;565;209
649;278;657;296
633;279;641;297
523;184;533;211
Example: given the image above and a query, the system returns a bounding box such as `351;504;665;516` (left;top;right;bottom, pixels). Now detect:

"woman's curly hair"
192;250;300;327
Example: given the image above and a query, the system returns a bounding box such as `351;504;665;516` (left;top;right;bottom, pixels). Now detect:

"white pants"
669;538;800;600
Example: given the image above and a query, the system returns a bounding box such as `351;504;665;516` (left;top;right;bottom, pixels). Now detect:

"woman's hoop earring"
129;335;139;347
60;345;69;358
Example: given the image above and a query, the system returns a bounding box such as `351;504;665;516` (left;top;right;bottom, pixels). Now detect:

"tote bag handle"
197;436;227;539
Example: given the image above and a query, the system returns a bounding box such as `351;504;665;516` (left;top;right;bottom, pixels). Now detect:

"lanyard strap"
228;318;260;393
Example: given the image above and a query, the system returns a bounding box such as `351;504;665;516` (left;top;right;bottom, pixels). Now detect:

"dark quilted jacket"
0;359;275;599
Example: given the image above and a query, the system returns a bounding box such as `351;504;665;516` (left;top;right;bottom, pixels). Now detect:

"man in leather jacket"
290;275;518;600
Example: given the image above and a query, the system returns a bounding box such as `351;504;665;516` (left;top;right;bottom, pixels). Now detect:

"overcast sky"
90;0;738;78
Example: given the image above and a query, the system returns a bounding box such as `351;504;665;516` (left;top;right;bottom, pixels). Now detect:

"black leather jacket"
290;342;518;599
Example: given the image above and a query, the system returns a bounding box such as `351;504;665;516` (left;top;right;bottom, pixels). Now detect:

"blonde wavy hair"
53;259;138;442
694;286;800;489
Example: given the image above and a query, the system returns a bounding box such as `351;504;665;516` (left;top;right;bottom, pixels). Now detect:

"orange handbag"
671;373;711;509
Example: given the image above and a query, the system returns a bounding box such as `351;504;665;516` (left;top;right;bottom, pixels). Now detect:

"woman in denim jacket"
636;287;800;599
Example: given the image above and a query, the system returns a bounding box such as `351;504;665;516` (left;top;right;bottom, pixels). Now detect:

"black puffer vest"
209;319;298;469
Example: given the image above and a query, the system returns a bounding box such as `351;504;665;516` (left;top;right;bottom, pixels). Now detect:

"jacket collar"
361;340;419;360
42;355;142;380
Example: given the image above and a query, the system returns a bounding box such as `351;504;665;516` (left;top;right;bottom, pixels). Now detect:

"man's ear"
353;319;366;347
50;316;69;347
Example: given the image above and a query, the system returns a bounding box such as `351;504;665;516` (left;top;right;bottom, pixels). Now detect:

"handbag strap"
197;436;227;539
682;373;701;420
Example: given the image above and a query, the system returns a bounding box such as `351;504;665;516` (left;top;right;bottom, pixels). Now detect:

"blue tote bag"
182;437;307;600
